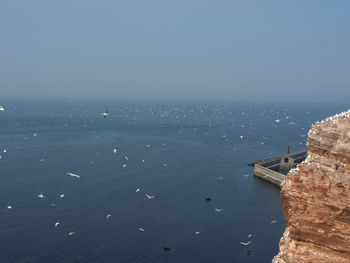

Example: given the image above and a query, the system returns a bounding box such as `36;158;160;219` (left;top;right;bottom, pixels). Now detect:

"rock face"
273;110;350;263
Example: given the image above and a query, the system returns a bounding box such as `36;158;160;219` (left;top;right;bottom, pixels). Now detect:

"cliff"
272;110;350;263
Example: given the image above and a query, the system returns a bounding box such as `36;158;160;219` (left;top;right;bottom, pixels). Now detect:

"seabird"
215;208;222;212
67;172;80;179
122;164;127;168
3;149;6;153
136;188;140;192
271;220;278;224
0;105;4;111
7;205;12;210
240;241;252;246
55;222;60;227
68;232;75;236
145;194;155;199
60;194;65;198
194;231;200;235
240;135;243;139
103;110;109;119
275;118;280;124
37;194;45;198
138;228;145;232
125;156;128;161
107;214;112;219
113;149;117;153
248;234;252;238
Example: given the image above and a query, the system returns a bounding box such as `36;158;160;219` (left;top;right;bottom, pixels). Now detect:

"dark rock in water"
205;198;212;201
242;249;252;256
163;247;171;251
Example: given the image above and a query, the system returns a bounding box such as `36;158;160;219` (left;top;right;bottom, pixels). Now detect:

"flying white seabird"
67;173;80;179
145;194;155;199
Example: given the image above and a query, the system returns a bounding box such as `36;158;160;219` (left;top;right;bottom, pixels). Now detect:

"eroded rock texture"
273;110;350;263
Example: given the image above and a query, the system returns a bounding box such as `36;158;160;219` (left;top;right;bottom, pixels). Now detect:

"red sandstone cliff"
272;110;350;263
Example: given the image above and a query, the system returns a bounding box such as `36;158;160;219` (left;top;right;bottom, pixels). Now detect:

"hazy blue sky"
1;0;349;101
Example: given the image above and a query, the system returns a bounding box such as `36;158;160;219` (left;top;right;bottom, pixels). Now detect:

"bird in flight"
103;110;109;119
68;232;75;236
106;214;112;219
67;173;80;179
138;228;145;232
0;105;4;111
60;194;65;198
37;194;45;199
145;194;155;199
215;208;223;212
240;241;252;246
55;222;60;227
7;205;12;210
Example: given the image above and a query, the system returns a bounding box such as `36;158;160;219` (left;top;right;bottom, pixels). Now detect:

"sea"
0;99;348;263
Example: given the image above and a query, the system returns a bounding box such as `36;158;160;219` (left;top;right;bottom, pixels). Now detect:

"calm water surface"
0;100;347;263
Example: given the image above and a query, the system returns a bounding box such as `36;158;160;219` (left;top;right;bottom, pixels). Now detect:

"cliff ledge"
273;110;350;263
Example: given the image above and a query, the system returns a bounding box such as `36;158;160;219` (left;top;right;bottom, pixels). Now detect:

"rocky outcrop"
273;110;350;263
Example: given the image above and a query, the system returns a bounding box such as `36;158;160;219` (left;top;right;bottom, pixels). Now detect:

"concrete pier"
252;150;307;186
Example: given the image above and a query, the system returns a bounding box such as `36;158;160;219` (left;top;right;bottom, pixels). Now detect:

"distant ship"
0;105;4;111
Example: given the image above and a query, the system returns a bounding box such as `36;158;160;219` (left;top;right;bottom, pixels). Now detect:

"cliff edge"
273;110;350;263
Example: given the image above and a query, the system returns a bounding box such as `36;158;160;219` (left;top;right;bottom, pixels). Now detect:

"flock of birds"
0;104;296;259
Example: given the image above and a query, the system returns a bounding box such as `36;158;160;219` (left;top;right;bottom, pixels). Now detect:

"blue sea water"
0;99;348;263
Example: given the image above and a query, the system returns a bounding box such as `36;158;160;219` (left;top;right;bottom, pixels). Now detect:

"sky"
1;0;350;101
